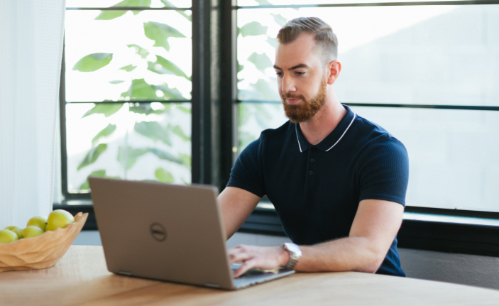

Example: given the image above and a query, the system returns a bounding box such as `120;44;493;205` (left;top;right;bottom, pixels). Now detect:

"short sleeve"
358;136;409;206
226;138;265;198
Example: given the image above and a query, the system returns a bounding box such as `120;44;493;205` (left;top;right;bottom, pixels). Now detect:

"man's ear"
327;61;341;85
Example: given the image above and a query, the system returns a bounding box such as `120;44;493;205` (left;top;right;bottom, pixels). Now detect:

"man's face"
274;33;328;123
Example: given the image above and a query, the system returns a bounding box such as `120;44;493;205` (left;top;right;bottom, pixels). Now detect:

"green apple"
27;216;47;231
4;226;21;238
0;229;19;244
20;226;44;239
46;209;74;231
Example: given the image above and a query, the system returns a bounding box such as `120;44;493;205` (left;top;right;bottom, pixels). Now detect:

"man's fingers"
234;259;257;278
229;251;253;264
228;245;249;256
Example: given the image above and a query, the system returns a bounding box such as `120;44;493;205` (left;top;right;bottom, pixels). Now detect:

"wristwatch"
283;242;302;270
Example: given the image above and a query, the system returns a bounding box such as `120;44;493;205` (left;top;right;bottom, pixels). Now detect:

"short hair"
277;17;338;64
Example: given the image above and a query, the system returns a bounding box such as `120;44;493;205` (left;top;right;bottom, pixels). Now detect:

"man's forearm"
294;236;385;273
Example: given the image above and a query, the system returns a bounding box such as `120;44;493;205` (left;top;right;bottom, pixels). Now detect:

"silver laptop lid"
88;177;235;289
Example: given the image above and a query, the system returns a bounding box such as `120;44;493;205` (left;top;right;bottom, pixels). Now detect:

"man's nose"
281;74;296;93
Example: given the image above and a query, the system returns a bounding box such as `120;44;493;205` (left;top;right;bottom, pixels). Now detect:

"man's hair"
277;17;338;64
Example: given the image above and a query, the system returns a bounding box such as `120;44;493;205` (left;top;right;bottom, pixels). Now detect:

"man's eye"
276;72;283;77
295;71;305;76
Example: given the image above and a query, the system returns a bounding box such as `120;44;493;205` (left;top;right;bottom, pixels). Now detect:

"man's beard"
281;78;327;123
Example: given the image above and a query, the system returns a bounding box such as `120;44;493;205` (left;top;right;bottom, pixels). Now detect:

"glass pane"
67;0;191;8
350;106;499;212
237;5;499;106
65;9;192;102
237;103;287;151
66;102;191;193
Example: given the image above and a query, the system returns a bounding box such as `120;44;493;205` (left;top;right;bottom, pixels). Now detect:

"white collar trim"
294;113;357;153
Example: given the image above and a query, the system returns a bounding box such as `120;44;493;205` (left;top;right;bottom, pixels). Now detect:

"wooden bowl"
0;212;88;272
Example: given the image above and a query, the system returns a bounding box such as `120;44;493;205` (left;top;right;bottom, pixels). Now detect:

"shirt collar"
295;105;357;153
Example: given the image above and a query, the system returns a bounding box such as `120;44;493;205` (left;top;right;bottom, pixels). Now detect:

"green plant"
71;2;192;190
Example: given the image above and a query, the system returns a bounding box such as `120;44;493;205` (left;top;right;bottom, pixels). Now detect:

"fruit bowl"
0;212;88;272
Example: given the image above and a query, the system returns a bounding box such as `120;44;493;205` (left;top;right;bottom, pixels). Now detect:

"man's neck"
299;95;347;146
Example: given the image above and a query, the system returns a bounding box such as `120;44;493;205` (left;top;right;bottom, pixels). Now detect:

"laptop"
88;177;294;290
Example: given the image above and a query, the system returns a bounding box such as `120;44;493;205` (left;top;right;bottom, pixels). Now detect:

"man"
219;17;409;277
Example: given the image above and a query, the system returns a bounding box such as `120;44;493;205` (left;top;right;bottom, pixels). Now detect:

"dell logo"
150;223;167;242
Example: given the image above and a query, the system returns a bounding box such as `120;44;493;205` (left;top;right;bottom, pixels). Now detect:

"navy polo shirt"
227;105;409;276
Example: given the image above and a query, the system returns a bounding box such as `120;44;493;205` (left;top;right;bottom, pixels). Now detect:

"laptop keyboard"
231;265;280;278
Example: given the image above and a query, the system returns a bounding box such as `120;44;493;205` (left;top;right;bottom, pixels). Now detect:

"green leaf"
149;148;183;164
248;52;273;71
179;153;191;169
155;168;174;183
238;104;252;127
111;0;151;7
77;144;107;171
129;104;166;115
79;170;121;190
127;44;150;59
147;55;188;79
254;104;273;121
177;105;191;114
134;121;171;145
95;10;127;20
271;13;287;26
122;79;158;100
73;53;113;72
95;0;152;20
160;0;191;20
255;79;279;100
239;22;267;37
92;124;117;145
154;84;184;100
171;125;190;141
120;64;137;72
266;36;277;48
237;61;244;73
144;22;185;52
117;146;149;169
109;80;124;84
83;103;123;118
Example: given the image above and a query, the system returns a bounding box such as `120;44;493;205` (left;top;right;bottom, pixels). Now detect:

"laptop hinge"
204;283;221;288
118;270;133;276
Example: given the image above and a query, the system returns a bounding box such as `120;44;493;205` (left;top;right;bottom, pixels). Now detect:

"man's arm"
219;186;261;239
229;199;404;277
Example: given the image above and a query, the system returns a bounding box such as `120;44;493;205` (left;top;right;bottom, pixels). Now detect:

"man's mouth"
285;98;302;105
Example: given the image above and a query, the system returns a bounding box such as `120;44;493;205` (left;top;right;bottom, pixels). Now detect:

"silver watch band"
283;242;302;270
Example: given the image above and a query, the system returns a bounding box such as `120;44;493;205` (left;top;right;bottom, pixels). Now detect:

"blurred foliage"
77;144;108;170
83;103;123;118
92;124;116;145
74;2;191;191
73;53;113;72
237;16;291;151
144;22;185;52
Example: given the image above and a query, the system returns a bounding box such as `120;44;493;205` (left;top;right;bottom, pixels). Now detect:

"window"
62;0;193;199
235;0;499;212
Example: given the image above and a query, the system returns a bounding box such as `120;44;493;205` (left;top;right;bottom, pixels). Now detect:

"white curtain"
0;1;66;228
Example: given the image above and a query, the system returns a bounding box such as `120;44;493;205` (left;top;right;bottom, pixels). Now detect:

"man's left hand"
228;245;290;278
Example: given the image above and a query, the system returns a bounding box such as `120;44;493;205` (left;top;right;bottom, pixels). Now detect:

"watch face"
285;242;302;256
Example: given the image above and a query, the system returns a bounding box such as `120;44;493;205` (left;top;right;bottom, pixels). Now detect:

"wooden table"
1;246;499;305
